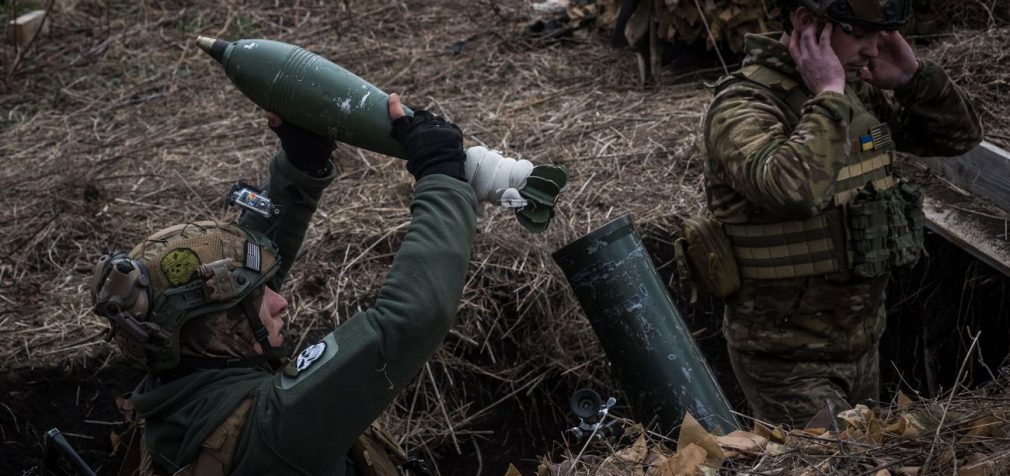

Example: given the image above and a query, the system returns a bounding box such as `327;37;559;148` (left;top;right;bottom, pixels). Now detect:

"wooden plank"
923;196;1010;278
919;141;1010;214
7;10;49;49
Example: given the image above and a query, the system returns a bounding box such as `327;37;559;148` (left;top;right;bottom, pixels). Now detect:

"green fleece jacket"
131;149;478;475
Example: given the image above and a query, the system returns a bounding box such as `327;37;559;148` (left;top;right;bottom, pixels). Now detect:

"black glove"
269;122;336;176
390;111;466;181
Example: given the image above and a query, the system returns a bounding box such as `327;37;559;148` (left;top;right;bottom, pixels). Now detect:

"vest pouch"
891;181;925;268
348;424;408;476
846;187;891;279
674;215;741;299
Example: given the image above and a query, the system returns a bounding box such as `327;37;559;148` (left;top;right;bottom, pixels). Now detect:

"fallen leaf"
752;422;787;443
645;453;670;476
715;430;767;454
662;443;707;476
677;412;725;467
897;392;913;411
897;467;920;476
615;434;649;464
504;463;523;476
962;415;1001;438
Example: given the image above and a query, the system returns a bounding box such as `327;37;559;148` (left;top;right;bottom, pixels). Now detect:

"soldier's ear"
792;6;815;29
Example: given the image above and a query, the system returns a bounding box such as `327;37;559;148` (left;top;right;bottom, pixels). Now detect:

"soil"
0;357;144;475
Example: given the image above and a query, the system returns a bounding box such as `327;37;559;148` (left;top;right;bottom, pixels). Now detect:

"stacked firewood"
578;0;779;53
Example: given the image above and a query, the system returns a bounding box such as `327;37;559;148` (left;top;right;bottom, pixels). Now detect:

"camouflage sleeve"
858;60;983;157
705;85;851;218
238;149;337;287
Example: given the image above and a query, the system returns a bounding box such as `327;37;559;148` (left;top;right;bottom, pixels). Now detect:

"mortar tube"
552;214;739;435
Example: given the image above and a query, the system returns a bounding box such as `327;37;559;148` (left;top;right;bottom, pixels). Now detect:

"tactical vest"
118;398;406;476
714;64;924;280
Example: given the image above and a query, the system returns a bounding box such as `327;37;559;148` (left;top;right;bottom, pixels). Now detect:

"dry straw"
0;0;1006;471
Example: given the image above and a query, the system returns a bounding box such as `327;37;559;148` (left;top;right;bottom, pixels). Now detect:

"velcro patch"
295;341;326;372
161;249;200;286
245;241;261;272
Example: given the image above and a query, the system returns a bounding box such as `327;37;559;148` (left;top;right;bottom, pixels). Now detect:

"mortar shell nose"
196;35;228;63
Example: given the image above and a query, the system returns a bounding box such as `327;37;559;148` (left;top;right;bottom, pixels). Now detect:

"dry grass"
543;339;1010;475
0;0;708;469
0;0;1007;472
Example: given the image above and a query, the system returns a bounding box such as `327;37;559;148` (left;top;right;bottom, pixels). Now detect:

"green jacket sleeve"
855;60;983;157
239;149;337;287
233;175;478;475
704;85;852;219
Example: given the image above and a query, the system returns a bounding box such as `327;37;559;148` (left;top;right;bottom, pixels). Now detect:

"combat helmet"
775;0;911;32
89;221;282;372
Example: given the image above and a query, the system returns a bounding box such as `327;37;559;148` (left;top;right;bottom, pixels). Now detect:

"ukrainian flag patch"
860;135;874;151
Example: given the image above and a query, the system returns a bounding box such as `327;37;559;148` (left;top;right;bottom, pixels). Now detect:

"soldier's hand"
388;94;466;182
264;111;335;174
863;30;918;90
788;17;846;95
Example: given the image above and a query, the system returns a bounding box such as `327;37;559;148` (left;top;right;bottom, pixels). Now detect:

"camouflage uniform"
703;33;981;426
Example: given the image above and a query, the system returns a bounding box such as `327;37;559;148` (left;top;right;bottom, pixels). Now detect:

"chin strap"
464;146;569;233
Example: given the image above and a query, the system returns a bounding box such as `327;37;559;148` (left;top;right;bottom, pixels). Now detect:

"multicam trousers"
723;274;889;426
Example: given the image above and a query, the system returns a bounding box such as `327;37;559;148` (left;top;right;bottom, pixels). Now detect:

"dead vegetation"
543;343;1010;475
0;0;1007;474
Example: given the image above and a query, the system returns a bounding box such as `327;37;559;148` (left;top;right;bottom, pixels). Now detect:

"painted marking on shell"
681;366;692;383
339;98;351;113
359;91;371;109
243;42;258;50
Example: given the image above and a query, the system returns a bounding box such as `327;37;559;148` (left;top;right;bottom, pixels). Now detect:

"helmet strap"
240;291;287;368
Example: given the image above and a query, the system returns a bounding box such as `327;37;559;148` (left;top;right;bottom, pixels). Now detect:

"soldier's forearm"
238;148;337;286
892;60;983;156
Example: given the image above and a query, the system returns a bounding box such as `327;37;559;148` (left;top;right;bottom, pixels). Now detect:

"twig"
922;329;982;470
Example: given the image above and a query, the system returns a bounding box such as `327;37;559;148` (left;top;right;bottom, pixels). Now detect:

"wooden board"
923;196;1010;278
919;141;1010;214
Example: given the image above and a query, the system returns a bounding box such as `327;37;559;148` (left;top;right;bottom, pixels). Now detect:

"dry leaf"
897;467;920;476
715;430;767;454
677;412;725;467
875;470;893;476
646;453;671;476
662;443;707;476
897;392;914;411
963;415;1001;438
752;422;787;443
837;405;883;444
504;463;524;476
614;434;650;464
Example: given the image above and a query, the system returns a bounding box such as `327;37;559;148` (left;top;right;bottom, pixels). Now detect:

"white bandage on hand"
464;146;534;207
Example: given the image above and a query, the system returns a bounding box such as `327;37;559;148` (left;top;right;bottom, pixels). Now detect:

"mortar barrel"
553;214;739;435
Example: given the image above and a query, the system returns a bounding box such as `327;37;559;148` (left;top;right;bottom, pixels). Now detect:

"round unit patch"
161;249;201;286
296;341;327;372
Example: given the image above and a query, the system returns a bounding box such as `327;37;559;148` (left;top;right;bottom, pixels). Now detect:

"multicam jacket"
704;33;981;226
703;33;981;359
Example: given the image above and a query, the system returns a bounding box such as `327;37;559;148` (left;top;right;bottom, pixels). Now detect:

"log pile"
585;0;778;53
